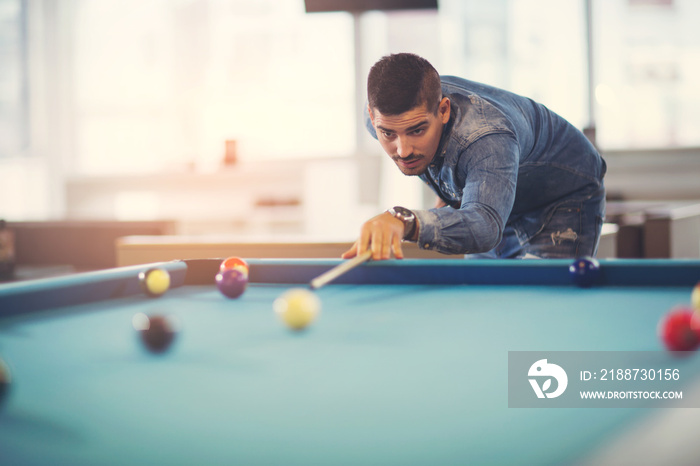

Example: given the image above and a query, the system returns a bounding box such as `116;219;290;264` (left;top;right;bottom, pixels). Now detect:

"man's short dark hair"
367;53;442;116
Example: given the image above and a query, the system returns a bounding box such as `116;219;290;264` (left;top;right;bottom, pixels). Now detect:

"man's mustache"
392;154;423;162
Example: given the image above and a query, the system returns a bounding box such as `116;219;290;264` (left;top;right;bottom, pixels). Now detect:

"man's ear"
368;104;375;126
439;97;451;124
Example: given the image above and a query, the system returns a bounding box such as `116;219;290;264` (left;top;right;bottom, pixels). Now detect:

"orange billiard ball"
220;256;249;277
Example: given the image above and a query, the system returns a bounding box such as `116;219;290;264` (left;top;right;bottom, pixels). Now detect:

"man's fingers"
341;242;358;259
358;228;372;257
370;229;384;260
381;230;394;260
391;233;404;259
347;212;409;261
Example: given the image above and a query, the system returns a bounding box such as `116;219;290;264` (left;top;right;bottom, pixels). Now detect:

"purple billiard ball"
216;268;247;299
569;257;600;288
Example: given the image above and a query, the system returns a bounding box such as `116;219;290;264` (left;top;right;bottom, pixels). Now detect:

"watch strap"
388;206;417;241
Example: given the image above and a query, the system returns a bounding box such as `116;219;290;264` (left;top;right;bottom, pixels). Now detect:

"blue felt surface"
1;276;699;465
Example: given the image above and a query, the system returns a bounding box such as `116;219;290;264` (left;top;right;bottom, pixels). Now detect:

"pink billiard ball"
658;307;700;352
216;268;247;299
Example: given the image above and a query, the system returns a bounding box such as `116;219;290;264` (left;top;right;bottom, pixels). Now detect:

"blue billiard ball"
569;257;600;288
216;268;247;299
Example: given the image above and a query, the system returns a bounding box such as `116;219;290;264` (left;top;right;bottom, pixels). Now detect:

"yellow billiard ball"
692;282;700;311
138;268;171;298
273;288;321;331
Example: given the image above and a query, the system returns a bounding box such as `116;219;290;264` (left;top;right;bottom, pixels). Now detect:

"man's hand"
341;212;406;261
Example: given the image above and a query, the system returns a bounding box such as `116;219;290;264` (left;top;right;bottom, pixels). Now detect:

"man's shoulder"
440;76;506;98
442;78;516;145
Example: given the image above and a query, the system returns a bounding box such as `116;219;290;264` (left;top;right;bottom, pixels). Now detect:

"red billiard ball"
0;357;10;409
220;257;249;276
569;257;600;288
216;268;247;299
658;307;700;352
132;313;177;354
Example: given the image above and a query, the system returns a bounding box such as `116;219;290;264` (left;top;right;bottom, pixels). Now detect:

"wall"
603;147;700;200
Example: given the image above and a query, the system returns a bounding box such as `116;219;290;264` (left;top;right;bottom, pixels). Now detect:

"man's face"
370;97;450;176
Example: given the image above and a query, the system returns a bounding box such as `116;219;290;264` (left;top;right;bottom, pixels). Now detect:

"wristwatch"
387;206;417;241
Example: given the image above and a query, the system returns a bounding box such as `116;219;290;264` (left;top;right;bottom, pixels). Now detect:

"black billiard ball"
0;357;10;410
569;257;600;288
132;313;177;353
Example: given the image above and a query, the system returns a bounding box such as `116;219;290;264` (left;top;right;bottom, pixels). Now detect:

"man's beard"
392;154;426;176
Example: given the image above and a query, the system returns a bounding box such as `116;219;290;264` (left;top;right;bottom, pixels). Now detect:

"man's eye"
412;128;425;136
382;132;395;139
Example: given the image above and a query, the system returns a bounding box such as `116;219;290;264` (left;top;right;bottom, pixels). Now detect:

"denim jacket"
366;76;607;255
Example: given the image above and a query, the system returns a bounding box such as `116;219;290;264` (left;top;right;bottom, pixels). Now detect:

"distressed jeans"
465;183;606;259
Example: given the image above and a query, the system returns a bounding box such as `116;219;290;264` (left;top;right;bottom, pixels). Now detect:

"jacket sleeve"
413;133;519;254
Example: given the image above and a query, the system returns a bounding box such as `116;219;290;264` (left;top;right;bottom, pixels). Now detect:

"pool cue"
309;250;373;290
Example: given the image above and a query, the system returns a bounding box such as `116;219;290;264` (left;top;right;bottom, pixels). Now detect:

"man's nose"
395;136;412;158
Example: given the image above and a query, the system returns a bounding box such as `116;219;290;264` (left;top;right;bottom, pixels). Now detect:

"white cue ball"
273;288;321;331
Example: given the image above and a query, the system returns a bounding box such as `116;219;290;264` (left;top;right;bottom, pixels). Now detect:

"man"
342;53;606;261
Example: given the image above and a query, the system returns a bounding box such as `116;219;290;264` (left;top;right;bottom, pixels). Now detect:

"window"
14;0;700;175
0;0;28;158
594;0;700;148
438;0;700;150
438;0;588;129
72;0;355;175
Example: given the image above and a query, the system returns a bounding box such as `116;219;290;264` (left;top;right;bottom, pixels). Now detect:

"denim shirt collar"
432;103;456;165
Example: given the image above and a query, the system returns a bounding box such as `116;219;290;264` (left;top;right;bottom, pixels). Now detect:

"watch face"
390;206;416;241
392;206;414;221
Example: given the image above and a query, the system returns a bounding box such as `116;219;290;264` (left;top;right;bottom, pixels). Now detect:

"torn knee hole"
551;228;578;245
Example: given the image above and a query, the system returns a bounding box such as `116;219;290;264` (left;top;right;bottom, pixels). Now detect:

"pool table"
1;258;700;465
